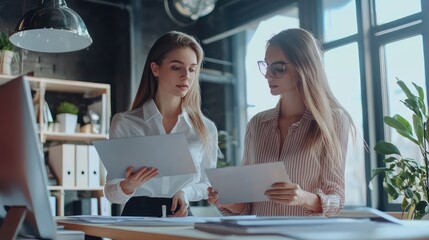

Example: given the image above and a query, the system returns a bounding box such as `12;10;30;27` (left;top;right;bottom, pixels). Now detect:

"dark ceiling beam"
196;0;297;44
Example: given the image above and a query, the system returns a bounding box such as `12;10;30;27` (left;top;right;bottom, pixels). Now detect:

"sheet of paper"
93;133;196;179
205;162;291;204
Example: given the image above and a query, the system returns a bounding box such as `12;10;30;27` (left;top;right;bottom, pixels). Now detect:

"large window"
320;0;428;210
322;0;366;206
383;36;426;163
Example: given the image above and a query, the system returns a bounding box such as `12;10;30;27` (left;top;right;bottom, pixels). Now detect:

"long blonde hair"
268;28;356;169
131;31;211;149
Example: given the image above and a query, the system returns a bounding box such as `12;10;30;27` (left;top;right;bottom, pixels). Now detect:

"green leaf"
383;156;397;163
416;201;428;211
405;187;413;198
402;99;422;119
374;141;401;155
384;115;419;144
370;167;387;180
383;181;399;199
397;80;415;100
384;116;412;135
412;82;426;115
413;114;424;144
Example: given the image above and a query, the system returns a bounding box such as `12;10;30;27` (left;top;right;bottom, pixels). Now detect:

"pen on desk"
162;205;166;218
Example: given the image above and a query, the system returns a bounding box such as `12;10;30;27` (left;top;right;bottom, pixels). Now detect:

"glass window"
374;0;421;25
324;43;366;205
322;0;357;42
383;36;426;166
245;15;299;121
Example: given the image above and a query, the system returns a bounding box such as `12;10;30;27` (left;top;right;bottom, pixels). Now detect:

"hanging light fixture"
165;0;217;27
174;0;217;20
9;0;92;53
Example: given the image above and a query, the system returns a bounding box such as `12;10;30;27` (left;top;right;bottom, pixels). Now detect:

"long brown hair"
131;31;211;149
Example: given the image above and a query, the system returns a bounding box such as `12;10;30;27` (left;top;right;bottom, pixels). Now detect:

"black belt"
121;196;193;217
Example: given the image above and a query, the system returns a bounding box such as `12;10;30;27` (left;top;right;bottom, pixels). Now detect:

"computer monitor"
0;76;57;239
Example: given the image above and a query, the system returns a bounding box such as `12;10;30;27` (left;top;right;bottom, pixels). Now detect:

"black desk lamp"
9;0;92;53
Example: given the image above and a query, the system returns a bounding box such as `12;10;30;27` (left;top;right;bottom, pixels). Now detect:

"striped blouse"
220;101;349;217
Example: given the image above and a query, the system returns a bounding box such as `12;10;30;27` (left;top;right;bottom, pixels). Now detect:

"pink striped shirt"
221;101;348;217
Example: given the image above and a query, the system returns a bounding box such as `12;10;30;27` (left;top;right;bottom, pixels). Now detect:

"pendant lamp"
9;0;92;53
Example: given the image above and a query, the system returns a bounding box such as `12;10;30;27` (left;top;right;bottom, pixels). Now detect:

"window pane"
324;43;366;206
384;36;426;174
322;0;357;42
375;0;421;25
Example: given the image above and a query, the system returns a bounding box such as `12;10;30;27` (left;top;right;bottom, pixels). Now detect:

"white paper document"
92;133;196;179
205;162;290;204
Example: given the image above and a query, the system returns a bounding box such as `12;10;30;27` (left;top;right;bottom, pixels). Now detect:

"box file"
88;145;101;187
75;145;89;187
49;144;76;187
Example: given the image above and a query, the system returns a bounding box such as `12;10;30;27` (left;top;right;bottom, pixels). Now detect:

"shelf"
48;186;104;191
1;75;111;216
42;132;109;142
0;74;110;97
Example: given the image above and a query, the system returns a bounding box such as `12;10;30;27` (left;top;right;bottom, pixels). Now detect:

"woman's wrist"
222;203;246;214
302;192;322;213
120;181;134;195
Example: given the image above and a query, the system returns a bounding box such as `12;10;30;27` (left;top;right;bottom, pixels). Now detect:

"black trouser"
121;196;193;217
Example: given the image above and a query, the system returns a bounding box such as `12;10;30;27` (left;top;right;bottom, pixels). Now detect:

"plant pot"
56;113;78;134
0;50;14;75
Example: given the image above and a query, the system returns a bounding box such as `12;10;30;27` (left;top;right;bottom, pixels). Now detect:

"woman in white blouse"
104;31;218;217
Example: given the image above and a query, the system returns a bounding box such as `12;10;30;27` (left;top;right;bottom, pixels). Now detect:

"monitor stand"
0;206;27;239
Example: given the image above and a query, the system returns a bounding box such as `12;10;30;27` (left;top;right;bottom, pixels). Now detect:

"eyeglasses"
257;61;288;79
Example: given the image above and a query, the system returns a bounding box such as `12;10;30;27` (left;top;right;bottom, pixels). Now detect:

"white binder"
75;145;89;187
49;144;76;187
87;145;101;187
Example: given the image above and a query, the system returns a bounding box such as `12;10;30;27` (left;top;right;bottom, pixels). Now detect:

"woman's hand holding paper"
207;187;246;213
120;166;158;195
265;182;322;212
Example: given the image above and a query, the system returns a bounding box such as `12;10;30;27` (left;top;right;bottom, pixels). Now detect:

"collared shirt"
104;99;218;204
221;100;348;217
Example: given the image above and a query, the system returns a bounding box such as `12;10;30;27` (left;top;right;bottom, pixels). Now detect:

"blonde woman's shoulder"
202;115;218;134
332;107;351;126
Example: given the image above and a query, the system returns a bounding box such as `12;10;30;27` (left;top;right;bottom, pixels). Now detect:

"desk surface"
57;216;429;240
57;219;291;240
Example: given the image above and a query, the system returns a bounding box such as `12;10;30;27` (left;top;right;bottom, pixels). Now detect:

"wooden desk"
57;219;291;240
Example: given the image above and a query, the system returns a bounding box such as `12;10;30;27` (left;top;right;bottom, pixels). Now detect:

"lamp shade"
9;0;92;53
173;0;217;20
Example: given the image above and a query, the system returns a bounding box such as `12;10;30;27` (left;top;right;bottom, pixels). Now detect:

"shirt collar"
142;99;160;122
260;99;314;123
142;98;193;128
180;108;193;128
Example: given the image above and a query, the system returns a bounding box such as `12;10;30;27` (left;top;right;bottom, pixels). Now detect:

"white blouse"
104;99;218;204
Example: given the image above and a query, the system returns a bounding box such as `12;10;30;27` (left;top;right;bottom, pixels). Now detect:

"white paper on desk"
205;162;290;204
92;133;196;179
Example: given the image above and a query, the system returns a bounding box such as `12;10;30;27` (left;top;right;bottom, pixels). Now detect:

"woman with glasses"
208;28;356;216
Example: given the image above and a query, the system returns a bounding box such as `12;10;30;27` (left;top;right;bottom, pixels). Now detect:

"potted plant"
217;130;233;168
371;79;429;220
56;101;79;134
0;31;16;75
